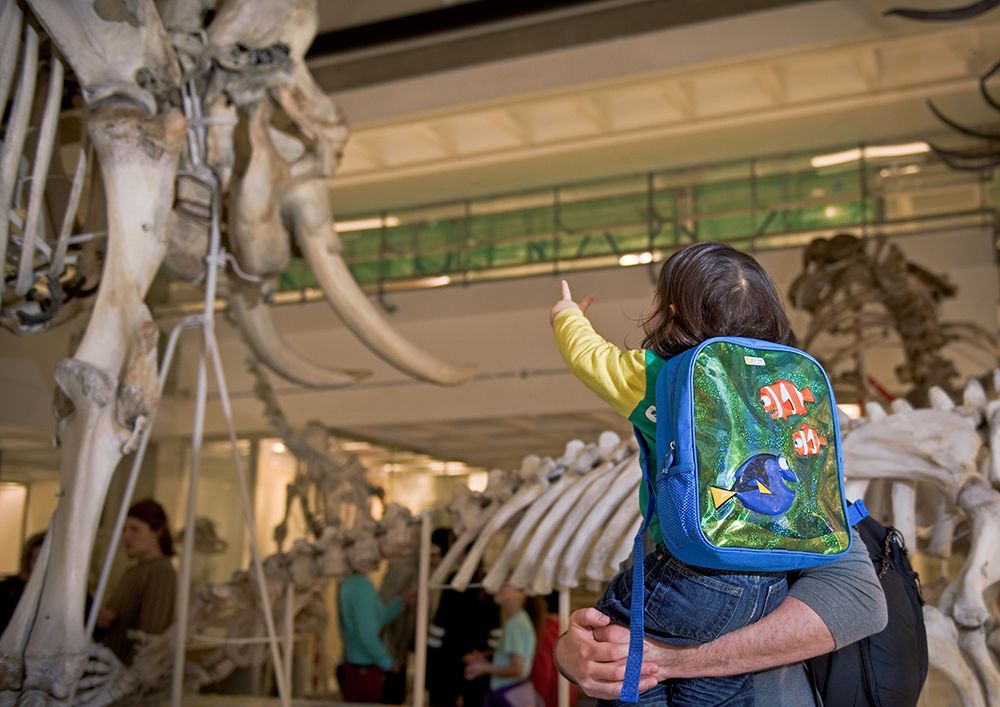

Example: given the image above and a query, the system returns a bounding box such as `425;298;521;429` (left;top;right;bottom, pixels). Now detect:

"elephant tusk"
285;180;476;386
228;286;370;388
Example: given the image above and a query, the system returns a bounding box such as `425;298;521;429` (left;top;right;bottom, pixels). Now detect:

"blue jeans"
594;544;787;707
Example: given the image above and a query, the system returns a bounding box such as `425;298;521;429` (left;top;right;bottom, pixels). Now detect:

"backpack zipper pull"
660;441;676;476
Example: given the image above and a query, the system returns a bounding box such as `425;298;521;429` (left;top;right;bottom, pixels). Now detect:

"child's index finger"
561;279;572;301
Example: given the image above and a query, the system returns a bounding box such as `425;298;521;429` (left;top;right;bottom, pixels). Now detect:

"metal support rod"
171;346;208;707
170;76;290;707
558;589;570;707
85;315;199;638
284;584;294;698
413;512;432;707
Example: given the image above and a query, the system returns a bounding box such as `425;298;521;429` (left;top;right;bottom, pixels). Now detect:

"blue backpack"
620;336;868;701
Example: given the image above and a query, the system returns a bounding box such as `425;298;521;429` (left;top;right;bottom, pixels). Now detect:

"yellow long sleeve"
552;308;647;419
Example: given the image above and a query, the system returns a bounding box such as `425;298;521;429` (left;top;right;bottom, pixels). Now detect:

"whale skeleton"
442;374;1000;706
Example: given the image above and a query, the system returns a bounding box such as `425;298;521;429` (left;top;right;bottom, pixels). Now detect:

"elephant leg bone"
0;106;185;701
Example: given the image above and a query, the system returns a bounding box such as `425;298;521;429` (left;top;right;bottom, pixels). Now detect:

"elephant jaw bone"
284;179;476;386
25;0;180;114
227;100;291;277
0;106;185;700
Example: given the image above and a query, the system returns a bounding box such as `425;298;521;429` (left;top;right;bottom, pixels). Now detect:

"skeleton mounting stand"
80;77;291;707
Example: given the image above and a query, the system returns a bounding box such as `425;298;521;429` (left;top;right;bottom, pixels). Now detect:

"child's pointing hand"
550;280;594;326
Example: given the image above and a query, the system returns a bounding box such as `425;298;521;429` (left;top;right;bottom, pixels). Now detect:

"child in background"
550;242;794;706
464;583;540;707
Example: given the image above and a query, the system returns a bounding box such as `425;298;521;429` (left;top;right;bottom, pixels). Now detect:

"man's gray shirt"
753;528;889;706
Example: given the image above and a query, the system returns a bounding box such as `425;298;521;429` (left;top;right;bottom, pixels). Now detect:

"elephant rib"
228;288;370;388
0;25;38;306
286;181;475;386
0;0;22;118
16;58;64;296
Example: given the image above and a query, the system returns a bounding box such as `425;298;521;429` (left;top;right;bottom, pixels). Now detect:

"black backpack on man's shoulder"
806;515;929;707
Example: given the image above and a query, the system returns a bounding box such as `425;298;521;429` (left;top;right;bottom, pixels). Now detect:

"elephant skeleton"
450;377;1000;705
0;1;473;704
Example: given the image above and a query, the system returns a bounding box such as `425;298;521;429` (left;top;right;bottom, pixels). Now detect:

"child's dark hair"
128;498;175;557
642;242;797;358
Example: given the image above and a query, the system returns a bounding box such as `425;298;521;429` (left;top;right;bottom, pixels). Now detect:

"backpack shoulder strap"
847;499;869;527
619;427;672;702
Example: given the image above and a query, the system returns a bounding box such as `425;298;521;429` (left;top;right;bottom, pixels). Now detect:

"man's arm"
554;528;888;698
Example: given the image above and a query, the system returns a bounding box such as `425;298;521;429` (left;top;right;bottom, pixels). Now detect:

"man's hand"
550;280;594;326
553;608;660;698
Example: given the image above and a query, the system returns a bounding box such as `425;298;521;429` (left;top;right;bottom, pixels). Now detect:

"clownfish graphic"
759;379;814;420
710;453;797;516
792;423;827;456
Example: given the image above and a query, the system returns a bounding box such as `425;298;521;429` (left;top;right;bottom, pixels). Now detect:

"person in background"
96;499;177;665
427;529;500;707
380;552;419;704
0;532;46;635
338;556;416;702
531;592;579;707
464;583;539;707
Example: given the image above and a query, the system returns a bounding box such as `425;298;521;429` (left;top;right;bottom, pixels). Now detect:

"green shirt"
338;573;404;670
491;609;536;689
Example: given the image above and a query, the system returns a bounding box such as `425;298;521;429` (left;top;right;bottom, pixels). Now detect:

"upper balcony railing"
158;139;996;313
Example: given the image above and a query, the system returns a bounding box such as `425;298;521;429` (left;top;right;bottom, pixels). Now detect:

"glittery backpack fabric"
620;336;865;702
645;336;856;572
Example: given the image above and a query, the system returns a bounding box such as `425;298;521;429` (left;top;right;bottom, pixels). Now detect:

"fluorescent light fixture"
810;142;930;168
619;251;655;267
336;215;401;233
272;441;287;454
837;403;862;419
418;275;451;288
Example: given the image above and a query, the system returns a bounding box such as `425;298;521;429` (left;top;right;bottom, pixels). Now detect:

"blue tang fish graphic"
710;453;797;515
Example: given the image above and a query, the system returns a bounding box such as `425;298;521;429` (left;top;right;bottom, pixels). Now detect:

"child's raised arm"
549;280;593;326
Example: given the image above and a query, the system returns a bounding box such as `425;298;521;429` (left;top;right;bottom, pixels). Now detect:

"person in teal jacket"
337;568;414;702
